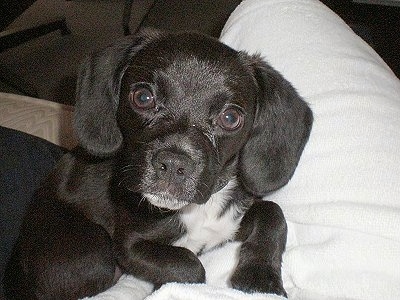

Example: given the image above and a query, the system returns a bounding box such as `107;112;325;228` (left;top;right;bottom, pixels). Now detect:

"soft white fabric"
222;0;400;299
86;0;400;299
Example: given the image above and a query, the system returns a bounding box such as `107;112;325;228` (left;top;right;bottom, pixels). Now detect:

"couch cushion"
0;92;76;149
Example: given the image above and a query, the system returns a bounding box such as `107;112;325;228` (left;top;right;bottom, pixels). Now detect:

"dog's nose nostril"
156;162;185;176
177;167;185;176
152;150;194;181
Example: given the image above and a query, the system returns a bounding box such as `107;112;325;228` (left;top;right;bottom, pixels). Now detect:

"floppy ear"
74;32;157;156
239;54;313;196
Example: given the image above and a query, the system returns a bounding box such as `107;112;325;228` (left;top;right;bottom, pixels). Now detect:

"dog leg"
231;200;287;297
4;201;117;300
116;240;205;288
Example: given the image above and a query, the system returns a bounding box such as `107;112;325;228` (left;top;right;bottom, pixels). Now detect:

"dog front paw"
231;264;287;297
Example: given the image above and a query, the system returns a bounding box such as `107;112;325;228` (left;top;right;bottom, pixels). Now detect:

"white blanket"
87;0;400;299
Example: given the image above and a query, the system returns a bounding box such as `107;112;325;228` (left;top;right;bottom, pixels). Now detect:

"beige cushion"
0;92;77;149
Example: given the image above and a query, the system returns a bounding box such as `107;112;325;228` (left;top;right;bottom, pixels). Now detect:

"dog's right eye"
129;87;156;110
217;106;244;132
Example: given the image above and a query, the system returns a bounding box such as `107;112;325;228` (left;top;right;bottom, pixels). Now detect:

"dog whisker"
118;175;133;187
185;176;207;201
213;136;222;165
119;166;140;174
119;165;135;172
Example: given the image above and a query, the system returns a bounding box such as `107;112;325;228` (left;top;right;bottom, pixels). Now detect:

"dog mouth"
143;192;190;210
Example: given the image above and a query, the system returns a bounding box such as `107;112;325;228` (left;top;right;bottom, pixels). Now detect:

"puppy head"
74;29;312;209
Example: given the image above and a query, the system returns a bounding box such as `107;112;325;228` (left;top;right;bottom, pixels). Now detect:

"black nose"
152;150;195;182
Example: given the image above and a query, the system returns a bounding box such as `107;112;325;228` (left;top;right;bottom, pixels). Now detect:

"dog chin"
143;193;190;210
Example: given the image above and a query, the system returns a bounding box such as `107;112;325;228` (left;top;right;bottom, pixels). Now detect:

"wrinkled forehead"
160;56;227;94
155;56;233;110
124;35;257;111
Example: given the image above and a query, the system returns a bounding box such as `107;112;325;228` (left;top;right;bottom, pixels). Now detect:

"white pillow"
220;1;400;299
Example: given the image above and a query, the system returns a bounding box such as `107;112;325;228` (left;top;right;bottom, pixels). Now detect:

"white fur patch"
173;179;242;254
143;193;189;210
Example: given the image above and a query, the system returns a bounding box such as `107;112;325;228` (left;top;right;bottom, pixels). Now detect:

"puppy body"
4;30;312;299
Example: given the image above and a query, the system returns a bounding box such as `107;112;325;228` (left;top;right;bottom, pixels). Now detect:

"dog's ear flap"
239;54;313;196
74;32;156;156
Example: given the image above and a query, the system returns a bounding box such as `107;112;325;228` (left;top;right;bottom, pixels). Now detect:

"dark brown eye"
217;107;244;131
129;87;155;110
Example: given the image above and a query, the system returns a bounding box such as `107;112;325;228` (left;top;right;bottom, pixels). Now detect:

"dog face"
74;29;312;209
116;33;259;209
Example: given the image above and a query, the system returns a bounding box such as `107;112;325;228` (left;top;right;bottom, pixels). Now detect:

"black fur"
4;29;312;299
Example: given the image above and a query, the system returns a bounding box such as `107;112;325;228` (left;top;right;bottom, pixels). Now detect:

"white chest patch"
173;179;243;254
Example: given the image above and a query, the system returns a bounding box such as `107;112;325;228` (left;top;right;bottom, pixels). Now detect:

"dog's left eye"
129;87;155;110
217;107;244;131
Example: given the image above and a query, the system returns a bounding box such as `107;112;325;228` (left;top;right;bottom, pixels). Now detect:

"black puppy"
4;29;312;299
